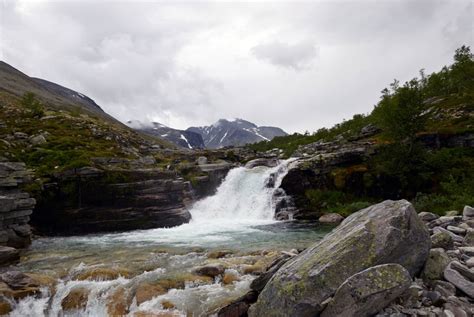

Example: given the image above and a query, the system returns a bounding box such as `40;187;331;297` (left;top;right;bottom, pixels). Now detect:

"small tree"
21;92;44;118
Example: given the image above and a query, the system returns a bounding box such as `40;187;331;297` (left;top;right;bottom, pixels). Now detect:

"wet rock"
250;254;292;292
421;248;451;282
107;286;132;316
161;300;175;309
443;261;474;298
249;200;431;317
419;212;439;222
75;267;130;281
431;230;455;249
193;264;225;278
222;272;239;285
318;213;344;224
62;287;90;310
245;158;279;169
0;297;11;315
217;290;258;317
207;250;232;259
320;264;412;317
0;246;19;265
135;283;167;305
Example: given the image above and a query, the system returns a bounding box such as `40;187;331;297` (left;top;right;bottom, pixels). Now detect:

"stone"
249;200;431;317
107;286;132;316
192;264;225;278
13;132;28;139
421;248;450;281
466;257;474;268
0;246;19;265
250;254;292;292
433;280;456;298
196;157;208;165
74;267;130;281
245;158;279;169
463;206;474;220
463;231;474;246
431;231;454;249
447;226;466;235
459;246;474;256
443;261;474;298
135;283;166;305
222;272;239;285
445;210;459;217
29;135;47;145
418;212;439;222
318;213;344;224
320;264;412;317
433;227;464;243
62;287;90;310
217;291;258;317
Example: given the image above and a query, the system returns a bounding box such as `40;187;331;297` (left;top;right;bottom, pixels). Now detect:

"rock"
217;290;259;317
443;296;472;317
192;264;225;278
466;257;474;268
250;254;292;292
459;246;474;256
207;250;232;259
318;213;344;224
245;158;279;169
29;135;47;145
107;286;132;316
222;272;239;285
13;132;28;139
74;267;130;281
433;227;464;243
0;246;19;265
62;287;90;310
464;230;474;246
463;206;474;220
0;297;11;315
422;290;443;307
433;280;456;298
447;226;466;235
431;231;455;249
135;283;166;305
445;210;459;217
196;156;208;165
419;212;439;222
443;261;474;298
249;200;431;317
421;248;450;282
320;264;412;317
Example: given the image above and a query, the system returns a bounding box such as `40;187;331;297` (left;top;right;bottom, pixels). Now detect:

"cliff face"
0;162;36;264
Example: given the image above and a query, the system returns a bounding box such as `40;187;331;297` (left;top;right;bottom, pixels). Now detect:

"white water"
8;159;305;317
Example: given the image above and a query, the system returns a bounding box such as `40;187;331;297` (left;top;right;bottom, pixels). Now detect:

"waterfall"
190;159;294;222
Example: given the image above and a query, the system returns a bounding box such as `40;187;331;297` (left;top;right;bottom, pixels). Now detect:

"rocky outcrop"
0;162;35;262
31;166;192;235
249;200;430;316
191;161;233;198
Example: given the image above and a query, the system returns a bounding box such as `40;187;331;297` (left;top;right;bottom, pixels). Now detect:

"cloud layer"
1;0;472;133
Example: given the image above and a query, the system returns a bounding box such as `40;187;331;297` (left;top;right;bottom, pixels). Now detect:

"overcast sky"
1;0;472;133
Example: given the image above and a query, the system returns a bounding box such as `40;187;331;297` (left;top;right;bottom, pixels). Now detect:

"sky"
1;0;472;133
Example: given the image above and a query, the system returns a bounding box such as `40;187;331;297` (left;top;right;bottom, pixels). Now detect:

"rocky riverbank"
219;200;474;317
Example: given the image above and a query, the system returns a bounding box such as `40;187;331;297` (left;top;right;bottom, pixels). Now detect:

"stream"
5;160;332;316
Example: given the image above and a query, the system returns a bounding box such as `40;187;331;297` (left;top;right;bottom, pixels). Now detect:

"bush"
21;92;44;118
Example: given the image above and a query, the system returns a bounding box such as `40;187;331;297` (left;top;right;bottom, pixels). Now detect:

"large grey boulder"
320;264;412;317
249;200;430;317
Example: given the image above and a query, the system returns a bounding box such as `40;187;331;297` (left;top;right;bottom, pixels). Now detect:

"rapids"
5;159;332;316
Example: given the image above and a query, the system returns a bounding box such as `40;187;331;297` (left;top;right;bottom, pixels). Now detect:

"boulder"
463;206;474;220
463;230;474;246
418;212;439;222
318;213;344;224
62;287;90;310
192;264;225;278
249;200;431;317
433;227;463;243
320;264;412;317
29;135;47;145
196;157;208;165
443;261;474;298
218;291;258;317
421;248;450;282
431;231;454;250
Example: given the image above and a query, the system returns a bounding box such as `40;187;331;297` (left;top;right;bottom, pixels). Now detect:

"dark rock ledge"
219;200;474;317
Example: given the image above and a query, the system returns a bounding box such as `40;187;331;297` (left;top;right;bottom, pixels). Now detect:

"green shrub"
21;92;44;118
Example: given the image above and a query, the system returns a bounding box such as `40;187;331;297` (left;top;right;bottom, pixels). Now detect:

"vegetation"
251;46;474;216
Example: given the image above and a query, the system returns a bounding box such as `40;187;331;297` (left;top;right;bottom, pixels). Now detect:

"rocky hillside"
187;118;287;149
128;120;205;149
253;46;474;219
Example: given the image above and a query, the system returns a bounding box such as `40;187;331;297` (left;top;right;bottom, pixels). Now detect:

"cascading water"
7;159;316;317
190;159;294;222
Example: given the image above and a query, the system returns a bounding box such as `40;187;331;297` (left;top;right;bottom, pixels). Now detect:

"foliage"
21;92;44;118
305;189;373;217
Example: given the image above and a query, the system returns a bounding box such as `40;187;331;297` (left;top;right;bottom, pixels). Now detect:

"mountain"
187;118;287;149
128;121;204;149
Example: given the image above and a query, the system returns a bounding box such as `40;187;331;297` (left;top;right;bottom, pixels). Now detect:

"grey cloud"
251;41;318;70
